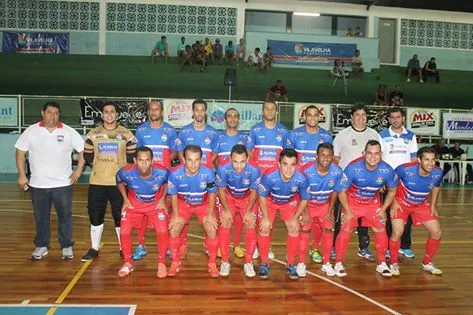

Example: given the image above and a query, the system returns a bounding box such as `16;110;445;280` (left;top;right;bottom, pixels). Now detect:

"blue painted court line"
0;304;136;315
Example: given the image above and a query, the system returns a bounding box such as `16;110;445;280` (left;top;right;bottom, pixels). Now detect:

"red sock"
312;222;322;249
156;230;169;264
120;225;132;264
257;232;271;264
206;237;219;264
389;239;401;264
321;231;333;264
423;237;441;264
180;223;189;246
374;232;388;264
233;213;243;247
219;227;231;262
335;229;351;263
299;231;311;264
286;233;300;266
137;216;148;246
245;227;257;263
169;237;180;262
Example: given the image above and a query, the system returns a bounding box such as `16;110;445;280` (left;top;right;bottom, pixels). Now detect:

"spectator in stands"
177;36;186;63
225;40;236;65
246;47;263;71
406;54;424;83
193;41;207;72
331;59;349;78
352;49;364;77
432;138;451;177
213;38;223;65
265;80;288;103
389;85;404;106
180;45;193;72
263;47;274;73
423;57;440;83
151;36;168;64
354;26;363;37
449;141;473;184
345;27;354;37
373;84;388;106
203;38;213;64
236;38;246;66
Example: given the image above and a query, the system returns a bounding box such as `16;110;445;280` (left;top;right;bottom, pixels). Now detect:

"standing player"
167;145;220;277
389;147;443;276
335;140;397;277
333;102;379;262
81;103;137;262
215;108;249;259
257;148;309;280
216;144;261;277
300;143;343;277
131;99;178;261
116;147;169;278
378;107;418;259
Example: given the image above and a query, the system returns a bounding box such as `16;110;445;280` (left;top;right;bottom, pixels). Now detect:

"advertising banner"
443;112;473;139
0;97;18;126
209;101;262;131
268;40;356;66
2;31;69;54
406;108;441;136
163;99;194;128
293;103;331;130
332;105;389;133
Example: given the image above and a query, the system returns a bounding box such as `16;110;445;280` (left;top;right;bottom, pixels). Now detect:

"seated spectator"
373;84;388;106
203;38;213;63
345;27;354;37
331;59;349;78
246;47;263;70
351;49;364;77
389;85;404;106
265;80;288;103
263;47;274;73
180;45;193;72
423;57;440;83
432;138;451;177
449;141;473;184
193;41;207;72
354;26;363;37
213;38;223;65
224;40;236;65
177;36;186;63
236;38;246;66
151;36;168;64
406;54;424;83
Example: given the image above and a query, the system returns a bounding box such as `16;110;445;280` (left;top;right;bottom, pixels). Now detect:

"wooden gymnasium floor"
0;183;472;315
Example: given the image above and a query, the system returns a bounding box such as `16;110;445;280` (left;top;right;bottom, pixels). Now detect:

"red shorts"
121;205;168;233
218;191;259;218
343;199;385;229
302;203;333;230
391;198;438;226
258;198;298;223
178;200;216;224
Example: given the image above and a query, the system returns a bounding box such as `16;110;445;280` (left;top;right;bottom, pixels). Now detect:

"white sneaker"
420;79;424;83
376;262;392;277
296;263;306;277
407;78;411;82
62;246;74;260
118;262;134;278
268;248;275;259
334;262;347;277
422;262;443;275
253;247;260;259
321;262;336;277
244;262;256;278
219;262;231;277
32;247;48;260
390;263;400;276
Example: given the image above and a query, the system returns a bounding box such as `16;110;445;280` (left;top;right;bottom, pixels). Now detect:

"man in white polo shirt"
15;101;85;260
378;107;418;259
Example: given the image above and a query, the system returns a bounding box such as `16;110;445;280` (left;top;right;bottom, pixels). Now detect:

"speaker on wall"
224;68;237;87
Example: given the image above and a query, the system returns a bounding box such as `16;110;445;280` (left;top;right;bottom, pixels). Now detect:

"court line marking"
20;300;29;305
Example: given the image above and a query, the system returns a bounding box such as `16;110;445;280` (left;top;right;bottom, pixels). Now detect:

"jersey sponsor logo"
57;135;64;142
98;142;119;155
258;184;267;193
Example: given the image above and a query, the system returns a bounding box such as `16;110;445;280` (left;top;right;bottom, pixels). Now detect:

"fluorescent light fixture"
293;12;320;17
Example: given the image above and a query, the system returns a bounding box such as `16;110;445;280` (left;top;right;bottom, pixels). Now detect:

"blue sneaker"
132;245;148;261
258;263;270;279
286;264;299;280
399;248;415;258
358;248;375;262
166;248;171;259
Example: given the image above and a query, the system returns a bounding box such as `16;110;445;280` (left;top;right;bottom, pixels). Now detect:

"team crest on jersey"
352;139;358;146
168;181;174;190
199;181;207;190
428;183;434;190
204;137;211;145
161;134;168;142
328;180;335;187
258;184;267;193
375;176;384;185
57;135;64;142
152;184;160;192
291;186;298;192
341;173;348;184
243;178;250;186
175;139;181;146
276;134;283;142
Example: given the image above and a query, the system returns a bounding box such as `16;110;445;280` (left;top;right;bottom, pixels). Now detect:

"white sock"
91;224;104;251
115;227;121;250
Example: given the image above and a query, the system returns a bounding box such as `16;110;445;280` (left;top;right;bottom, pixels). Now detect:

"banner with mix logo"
406;108;440;136
442;112;473;139
2;32;69;54
80;98;147;129
0;97;18;126
267;40;356;66
293;103;331;130
332;105;389;133
163;99;194;128
209;102;262;131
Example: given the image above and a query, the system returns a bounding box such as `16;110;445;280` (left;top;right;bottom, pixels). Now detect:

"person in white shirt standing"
15;102;85;260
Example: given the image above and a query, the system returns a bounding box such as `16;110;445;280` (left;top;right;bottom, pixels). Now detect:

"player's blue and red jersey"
135;121;177;168
167;165;217;206
395;162;442;206
340;157;398;204
246;122;288;169
302;161;343;206
116;164;169;208
258;167;309;204
216;162;261;198
286;126;333;167
176;123;218;169
216;130;248;166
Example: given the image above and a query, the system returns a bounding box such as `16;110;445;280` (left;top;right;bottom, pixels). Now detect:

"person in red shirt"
265;80;288;103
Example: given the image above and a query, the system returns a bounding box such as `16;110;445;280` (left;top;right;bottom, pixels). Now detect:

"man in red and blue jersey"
389;147;443;276
300;143;342;277
257;148;309;280
216;144;261;277
335;140;398;278
132;99;178;261
167;145;220;277
116;147;169;278
215;108;250;260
